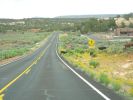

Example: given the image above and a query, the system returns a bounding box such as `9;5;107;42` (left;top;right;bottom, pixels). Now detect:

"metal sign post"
88;39;95;58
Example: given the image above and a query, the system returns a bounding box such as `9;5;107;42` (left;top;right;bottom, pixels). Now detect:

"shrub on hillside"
89;48;98;57
89;60;100;68
106;44;124;54
131;38;133;42
74;48;84;53
99;73;110;86
128;88;133;96
111;80;121;91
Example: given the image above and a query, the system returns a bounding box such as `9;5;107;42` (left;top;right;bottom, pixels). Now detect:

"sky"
0;0;132;19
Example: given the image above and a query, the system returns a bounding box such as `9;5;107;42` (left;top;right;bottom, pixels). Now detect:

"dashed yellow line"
25;69;31;75
0;44;51;95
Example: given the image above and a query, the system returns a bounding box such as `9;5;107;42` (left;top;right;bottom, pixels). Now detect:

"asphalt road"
0;33;125;100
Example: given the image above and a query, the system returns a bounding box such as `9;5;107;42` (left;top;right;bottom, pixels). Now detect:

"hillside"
55;14;120;18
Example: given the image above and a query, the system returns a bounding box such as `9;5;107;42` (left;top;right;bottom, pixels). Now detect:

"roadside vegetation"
0;13;133;99
58;33;133;100
0;32;51;62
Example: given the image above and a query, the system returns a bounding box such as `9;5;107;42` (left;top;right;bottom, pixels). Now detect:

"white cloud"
0;0;132;18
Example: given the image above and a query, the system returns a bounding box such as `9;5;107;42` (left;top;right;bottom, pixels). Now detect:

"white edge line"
56;44;110;100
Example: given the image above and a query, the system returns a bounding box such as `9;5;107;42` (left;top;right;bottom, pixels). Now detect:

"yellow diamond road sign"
88;39;95;47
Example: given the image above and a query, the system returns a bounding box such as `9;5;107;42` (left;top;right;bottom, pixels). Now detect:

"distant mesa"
55;14;120;18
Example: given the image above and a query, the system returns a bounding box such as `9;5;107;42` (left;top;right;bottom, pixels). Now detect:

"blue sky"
0;0;132;19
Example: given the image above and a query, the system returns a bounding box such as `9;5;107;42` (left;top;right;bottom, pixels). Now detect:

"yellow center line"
25;68;31;74
0;44;51;95
0;94;4;100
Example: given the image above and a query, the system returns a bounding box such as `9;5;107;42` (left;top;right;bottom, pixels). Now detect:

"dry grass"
0;32;51;61
59;33;133;99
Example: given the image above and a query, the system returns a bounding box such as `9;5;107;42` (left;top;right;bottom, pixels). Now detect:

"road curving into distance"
0;32;125;100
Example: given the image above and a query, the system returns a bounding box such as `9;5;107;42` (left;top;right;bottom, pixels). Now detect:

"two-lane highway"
0;33;124;100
